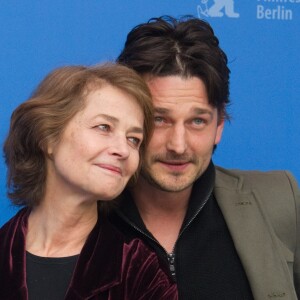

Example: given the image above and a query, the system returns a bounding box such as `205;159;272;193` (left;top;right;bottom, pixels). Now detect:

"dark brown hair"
4;63;153;207
118;15;230;120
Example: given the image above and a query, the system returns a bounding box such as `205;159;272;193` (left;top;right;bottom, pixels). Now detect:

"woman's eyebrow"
96;113;144;134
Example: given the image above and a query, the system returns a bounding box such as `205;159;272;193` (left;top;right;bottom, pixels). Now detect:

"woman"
0;64;177;299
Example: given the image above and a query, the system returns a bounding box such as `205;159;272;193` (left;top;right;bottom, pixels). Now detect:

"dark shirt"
26;252;78;300
1;208;177;299
110;161;254;299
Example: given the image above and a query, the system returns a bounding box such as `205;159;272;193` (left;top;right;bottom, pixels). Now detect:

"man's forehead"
146;75;206;90
153;103;215;116
145;76;208;101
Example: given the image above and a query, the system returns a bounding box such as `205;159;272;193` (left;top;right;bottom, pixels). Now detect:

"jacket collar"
214;166;297;300
181;160;215;229
0;208;29;299
116;161;215;235
0;208;124;300
66;212;123;299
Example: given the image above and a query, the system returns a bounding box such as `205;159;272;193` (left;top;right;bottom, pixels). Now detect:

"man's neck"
131;177;192;253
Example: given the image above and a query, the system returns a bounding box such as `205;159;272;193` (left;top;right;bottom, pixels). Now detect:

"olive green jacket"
215;167;300;300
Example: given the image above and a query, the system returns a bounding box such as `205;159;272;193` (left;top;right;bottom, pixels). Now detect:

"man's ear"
214;118;224;145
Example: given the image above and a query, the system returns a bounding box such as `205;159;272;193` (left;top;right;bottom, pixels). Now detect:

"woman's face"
47;84;144;201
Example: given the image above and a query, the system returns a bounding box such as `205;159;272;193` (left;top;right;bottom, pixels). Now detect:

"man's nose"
166;124;187;154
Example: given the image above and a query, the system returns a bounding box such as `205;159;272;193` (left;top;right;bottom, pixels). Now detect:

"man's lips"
96;164;122;175
158;160;190;171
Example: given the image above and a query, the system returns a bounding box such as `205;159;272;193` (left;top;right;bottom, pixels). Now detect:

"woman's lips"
96;164;122;175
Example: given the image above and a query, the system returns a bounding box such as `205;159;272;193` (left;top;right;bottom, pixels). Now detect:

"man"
110;16;300;299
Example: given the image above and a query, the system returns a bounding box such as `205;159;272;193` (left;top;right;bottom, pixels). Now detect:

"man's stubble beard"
139;153;208;193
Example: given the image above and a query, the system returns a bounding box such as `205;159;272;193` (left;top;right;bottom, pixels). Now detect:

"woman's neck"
26;198;98;257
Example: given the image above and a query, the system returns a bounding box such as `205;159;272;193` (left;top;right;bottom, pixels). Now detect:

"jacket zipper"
116;190;212;279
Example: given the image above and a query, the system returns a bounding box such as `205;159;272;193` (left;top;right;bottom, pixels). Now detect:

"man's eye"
98;124;110;132
193;118;205;125
128;137;141;148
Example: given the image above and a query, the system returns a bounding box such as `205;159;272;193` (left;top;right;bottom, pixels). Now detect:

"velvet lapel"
0;208;29;300
0;209;123;300
214;169;297;300
65;214;123;299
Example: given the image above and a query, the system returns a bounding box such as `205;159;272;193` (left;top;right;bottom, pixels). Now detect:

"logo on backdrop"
197;0;300;21
197;0;240;18
256;0;299;21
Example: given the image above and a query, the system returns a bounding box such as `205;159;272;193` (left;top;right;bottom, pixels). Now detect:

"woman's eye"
128;137;141;148
98;124;110;132
154;116;165;124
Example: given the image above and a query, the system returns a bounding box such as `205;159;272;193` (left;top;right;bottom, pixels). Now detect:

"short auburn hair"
4;63;153;207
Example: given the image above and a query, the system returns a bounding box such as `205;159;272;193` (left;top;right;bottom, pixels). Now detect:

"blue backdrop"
1;1;299;226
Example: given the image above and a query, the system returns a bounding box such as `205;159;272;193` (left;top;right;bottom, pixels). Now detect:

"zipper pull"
167;252;176;279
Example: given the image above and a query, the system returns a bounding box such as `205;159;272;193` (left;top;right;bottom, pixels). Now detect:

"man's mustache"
150;153;198;163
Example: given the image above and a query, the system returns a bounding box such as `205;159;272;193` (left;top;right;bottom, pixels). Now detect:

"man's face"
141;75;224;192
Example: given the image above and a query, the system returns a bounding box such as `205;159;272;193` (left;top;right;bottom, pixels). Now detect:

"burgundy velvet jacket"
0;208;177;300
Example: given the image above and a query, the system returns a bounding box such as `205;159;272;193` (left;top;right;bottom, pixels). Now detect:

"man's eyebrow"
193;108;213;116
154;107;213;116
